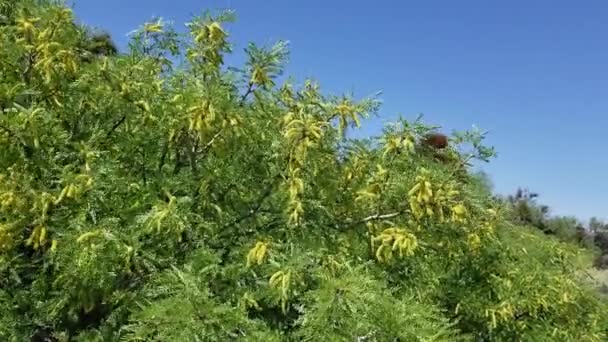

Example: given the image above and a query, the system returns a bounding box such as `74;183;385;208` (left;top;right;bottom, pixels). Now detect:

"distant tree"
589;217;607;233
470;170;494;194
82;30;118;56
544;216;583;241
75;28;119;65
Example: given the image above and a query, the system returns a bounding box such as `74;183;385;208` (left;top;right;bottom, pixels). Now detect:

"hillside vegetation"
1;1;607;340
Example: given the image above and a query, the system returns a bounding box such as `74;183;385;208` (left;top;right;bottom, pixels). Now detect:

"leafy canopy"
0;0;606;341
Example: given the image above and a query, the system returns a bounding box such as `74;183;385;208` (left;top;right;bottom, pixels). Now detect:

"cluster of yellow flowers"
188;99;217;134
355;164;388;205
25;225;47;250
54;174;94;206
246;241;269;267
144;193;185;241
282;105;326;226
408;168;468;224
16;8;79;84
334;98;361;137
0;223;15;252
372;227;419;263
187;21;228;68
382;132;416;158
0;190;23;214
269;269;292;313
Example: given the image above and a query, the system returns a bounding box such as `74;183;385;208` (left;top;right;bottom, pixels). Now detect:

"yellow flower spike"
59;8;73;20
16;16;40;36
281;271;290;297
38;226;47;245
453;204;465;215
135;100;151;112
143;22;163;33
373;228;418;262
25;228;36;247
52;96;63;108
468;233;481;251
50;239;58;252
437;207;445;222
424;187;433;201
448;189;460;197
288;209;300;226
246;241;269;267
269;271;284;287
392;236;405;251
170;94;182;103
207;22;226;42
375;244;386;262
76;230;106;244
54;187;68;205
256;243;268;260
451;203;468;223
416;191;423;204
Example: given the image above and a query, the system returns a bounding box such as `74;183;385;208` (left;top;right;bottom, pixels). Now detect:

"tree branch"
199;128;224;157
106;115;126;137
185;135;198;175
344;210;405;229
157;140;169;173
239;82;254;106
359;211;403;223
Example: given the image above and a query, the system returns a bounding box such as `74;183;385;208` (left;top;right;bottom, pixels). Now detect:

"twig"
359;211;403;223
239;82;254;106
140;147;147;185
158;141;169;173
185;135;198;175
345;210;405;230
106;115;126;137
200;128;223;155
21;52;35;85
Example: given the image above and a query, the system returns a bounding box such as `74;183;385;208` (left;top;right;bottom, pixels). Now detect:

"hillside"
1;1;607;340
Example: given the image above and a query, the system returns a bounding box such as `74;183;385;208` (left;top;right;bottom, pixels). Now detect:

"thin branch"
359;211;403;223
344;210;405;230
200;128;223;155
239;82;254;106
140;147;147;185
21;52;36;85
157;140;169;173
185;135;198;175
173;146;183;175
106;115;126;137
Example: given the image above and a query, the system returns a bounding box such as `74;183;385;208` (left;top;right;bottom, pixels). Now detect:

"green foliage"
295;263;465;341
504;187;592;246
442;225;606;340
0;0;606;340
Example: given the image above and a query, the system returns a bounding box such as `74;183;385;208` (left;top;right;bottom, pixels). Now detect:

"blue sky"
71;0;608;222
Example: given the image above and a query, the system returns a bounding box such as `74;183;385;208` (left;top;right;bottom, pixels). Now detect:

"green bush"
0;1;606;340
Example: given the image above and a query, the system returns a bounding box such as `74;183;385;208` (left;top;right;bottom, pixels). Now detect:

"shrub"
0;0;606;340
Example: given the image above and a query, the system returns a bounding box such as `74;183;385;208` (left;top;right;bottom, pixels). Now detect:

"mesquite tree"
0;1;606;341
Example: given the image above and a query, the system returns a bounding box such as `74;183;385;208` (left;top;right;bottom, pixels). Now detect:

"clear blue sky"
70;0;608;222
